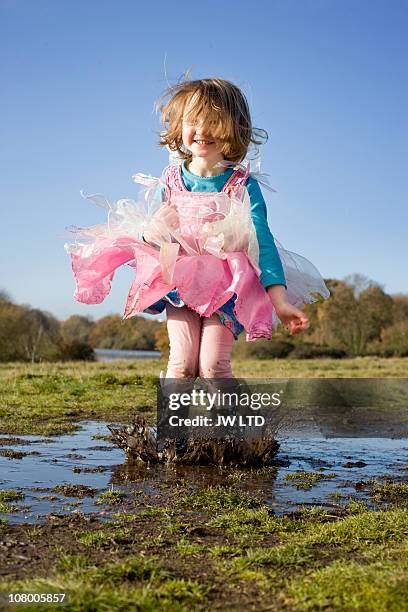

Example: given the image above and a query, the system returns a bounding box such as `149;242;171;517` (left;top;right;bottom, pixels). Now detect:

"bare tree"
343;273;382;299
0;289;13;304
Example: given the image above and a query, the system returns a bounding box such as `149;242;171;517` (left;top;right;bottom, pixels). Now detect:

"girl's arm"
266;284;289;307
245;177;287;292
246;177;309;335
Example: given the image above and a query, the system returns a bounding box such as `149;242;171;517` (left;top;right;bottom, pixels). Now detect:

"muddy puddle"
0;420;407;524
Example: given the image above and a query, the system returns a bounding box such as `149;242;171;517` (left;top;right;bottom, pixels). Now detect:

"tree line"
0;273;407;362
0;289;161;363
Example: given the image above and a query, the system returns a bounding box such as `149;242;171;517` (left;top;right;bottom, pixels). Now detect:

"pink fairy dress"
64;161;330;341
153;163;275;341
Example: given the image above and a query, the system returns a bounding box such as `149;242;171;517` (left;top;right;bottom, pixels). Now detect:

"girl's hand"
154;205;180;229
274;302;310;336
143;206;180;246
202;218;249;253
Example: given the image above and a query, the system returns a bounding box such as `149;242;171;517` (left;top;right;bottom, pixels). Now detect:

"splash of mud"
108;416;280;467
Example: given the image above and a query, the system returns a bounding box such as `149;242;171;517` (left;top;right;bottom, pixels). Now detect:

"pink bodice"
162;163;252;258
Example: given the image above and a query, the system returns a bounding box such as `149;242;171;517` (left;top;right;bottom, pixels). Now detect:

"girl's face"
181;99;225;161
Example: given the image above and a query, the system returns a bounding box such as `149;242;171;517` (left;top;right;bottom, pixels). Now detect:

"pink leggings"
165;303;235;379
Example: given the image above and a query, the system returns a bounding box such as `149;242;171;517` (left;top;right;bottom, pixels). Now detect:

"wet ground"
1;420;407;524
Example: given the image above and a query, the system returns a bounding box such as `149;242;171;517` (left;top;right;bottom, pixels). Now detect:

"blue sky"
1;0;407;323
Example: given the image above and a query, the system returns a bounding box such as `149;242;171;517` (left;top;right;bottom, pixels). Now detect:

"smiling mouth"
194;139;214;145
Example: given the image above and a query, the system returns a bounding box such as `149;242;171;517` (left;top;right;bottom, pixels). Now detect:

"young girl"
65;77;330;380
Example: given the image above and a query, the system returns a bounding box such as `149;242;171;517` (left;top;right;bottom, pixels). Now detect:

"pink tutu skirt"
65;165;330;341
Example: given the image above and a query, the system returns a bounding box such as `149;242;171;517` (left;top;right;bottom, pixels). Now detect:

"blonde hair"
155;78;263;164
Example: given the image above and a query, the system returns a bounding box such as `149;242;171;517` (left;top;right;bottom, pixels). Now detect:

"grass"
0;490;24;503
370;481;408;504
1;500;407;610
284;470;338;490
96;488;126;505
173;485;262;512
1;557;209;611
285;556;408;611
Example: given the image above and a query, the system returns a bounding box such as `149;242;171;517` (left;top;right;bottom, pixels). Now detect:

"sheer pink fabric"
66;164;275;341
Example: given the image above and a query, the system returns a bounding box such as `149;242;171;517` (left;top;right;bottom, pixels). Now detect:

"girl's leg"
165;303;202;379
199;315;240;419
198;313;235;379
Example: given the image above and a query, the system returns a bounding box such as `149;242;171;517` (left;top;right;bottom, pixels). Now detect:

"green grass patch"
284;470;337;490
175;538;208;556
173;485;261;512
0;490;24;503
285;557;408;611
370;481;408;505
0;554;209;611
96;489;126;505
229;543;314;571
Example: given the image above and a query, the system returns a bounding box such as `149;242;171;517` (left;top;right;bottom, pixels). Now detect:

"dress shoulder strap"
161;164;187;203
221;162;250;196
163;163;186;199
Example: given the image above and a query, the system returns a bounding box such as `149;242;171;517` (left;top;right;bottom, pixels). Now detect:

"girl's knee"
166;357;198;379
199;357;232;379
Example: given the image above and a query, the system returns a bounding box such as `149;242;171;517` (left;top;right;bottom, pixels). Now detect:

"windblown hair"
155;78;263;164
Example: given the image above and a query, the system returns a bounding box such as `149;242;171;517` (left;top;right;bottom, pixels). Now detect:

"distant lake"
94;348;162;361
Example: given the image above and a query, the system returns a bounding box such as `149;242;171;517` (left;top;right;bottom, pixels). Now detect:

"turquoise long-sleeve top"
156;160;287;288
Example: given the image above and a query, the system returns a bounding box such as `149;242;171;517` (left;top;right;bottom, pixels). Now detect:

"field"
0;357;407;611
